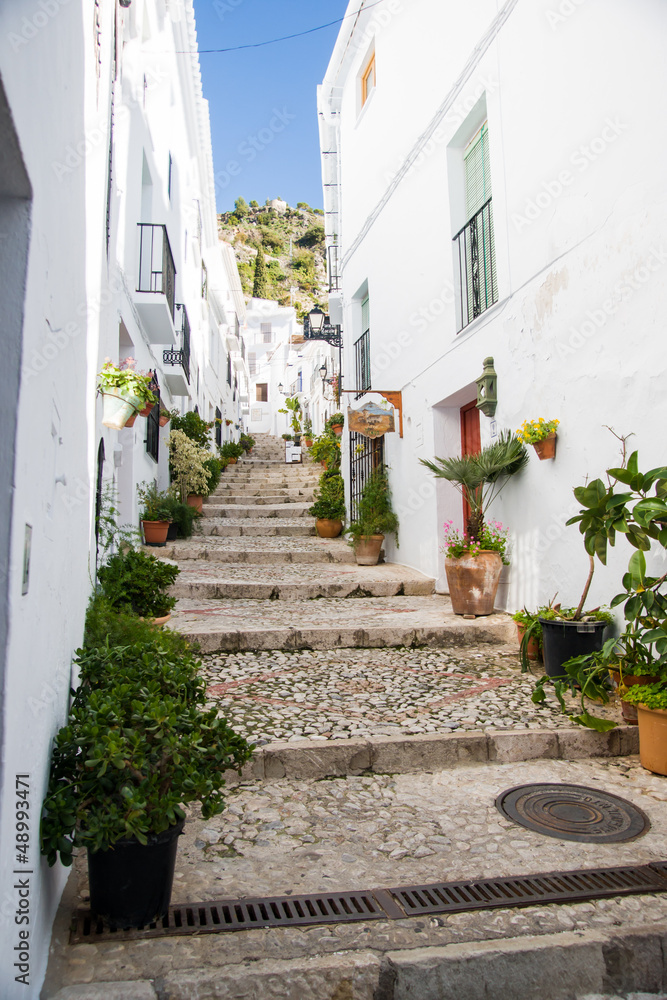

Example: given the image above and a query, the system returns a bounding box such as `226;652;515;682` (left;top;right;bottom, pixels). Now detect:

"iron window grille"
453;197;498;331
349;433;384;523
354;329;371;399
163;304;190;383
136;223;176;321
145;371;160;463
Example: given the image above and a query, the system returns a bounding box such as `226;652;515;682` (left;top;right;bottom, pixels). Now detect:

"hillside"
217;198;328;320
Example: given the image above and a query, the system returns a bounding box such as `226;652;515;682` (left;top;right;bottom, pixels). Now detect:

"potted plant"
345;467;399;565
159;407;171;428
161;490;200;540
308;472;346;537
168;429;211;512
327;412;345;437
278;395;302;438
517;417;559;460
303;417;313;448
282;433;293;441
40;599;252;927
97;359;156;431
310;432;341;470
421;431;528;616
239;433;255;454
220;441;244;464
512;608;543;662
137;482;173;547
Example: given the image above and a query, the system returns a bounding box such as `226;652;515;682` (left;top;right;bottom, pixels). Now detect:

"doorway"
460;400;480;531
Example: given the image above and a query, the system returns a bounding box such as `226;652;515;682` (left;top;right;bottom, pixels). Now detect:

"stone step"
198;519;317;537
213;493;315;505
201;503;313;519
158;538;355;564
170;595;507;651
169;561;435;601
219;473;320;483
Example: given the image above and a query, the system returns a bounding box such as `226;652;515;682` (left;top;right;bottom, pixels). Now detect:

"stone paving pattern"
201;644;622;745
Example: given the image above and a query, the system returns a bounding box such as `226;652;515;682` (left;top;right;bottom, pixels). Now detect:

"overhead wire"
194;0;387;54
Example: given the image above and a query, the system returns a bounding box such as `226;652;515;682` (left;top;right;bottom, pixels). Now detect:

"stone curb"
102;924;667;1000
224;725;639;783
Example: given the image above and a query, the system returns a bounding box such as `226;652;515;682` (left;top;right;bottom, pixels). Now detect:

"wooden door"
460;401;481;531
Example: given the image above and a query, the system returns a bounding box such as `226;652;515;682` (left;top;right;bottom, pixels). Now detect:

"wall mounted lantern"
476;356;498;418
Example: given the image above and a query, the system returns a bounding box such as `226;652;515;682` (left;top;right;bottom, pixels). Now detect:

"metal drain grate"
388;862;667;917
70;861;667;944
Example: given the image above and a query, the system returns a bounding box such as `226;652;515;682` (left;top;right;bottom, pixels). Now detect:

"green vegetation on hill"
218;199;327;319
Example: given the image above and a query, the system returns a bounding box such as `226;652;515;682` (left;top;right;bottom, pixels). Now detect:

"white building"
245;299;298;436
0;1;244;994
319;0;667;614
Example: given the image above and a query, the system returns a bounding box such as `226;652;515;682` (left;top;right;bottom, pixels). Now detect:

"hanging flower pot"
532;432;557;460
159;412;170;427
331;424;343;437
125;411;138;428
101;389;142;431
139;401;155;418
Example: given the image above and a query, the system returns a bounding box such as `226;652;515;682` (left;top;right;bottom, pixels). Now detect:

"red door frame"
460;401;481;532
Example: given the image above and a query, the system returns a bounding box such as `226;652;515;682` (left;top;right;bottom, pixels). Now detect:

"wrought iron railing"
452;198;497;332
349;434;384;523
327;244;341;292
354;329;371;399
137;223;176;321
162;304;190;383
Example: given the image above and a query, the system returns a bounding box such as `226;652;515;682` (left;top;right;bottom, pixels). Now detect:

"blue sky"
193;0;350;213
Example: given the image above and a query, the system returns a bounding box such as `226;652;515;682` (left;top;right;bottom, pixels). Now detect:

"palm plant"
420;431;528;542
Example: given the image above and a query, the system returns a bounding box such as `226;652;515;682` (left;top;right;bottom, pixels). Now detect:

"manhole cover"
496;783;650;843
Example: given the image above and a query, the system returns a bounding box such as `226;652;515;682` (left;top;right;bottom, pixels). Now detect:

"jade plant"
97;548;179;618
40;598;252;866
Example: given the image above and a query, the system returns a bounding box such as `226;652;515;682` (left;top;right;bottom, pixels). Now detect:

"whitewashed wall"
320;0;667;614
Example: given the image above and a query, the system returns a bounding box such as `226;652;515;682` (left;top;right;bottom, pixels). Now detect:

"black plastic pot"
539;618;608;679
87;818;184;928
166;523;178;541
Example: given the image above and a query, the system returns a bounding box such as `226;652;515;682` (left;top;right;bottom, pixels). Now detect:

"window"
354;294;371;397
256;383;268;402
248;352;257;376
261;322;272;343
453;120;498;331
361;53;376;107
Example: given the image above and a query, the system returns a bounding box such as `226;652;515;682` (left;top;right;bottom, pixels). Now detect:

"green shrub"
345;467;399;545
97;549;179;618
309;473;346;520
220;441;244;460
299;223;325;249
40;598;252;866
310;432;341;469
203;455;223;494
170;410;213;448
160;492;199;538
239;433;255;453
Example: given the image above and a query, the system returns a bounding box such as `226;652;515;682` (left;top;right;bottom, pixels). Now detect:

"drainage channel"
70;860;667;944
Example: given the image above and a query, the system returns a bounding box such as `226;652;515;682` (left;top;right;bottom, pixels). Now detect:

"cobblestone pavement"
201;644;622;745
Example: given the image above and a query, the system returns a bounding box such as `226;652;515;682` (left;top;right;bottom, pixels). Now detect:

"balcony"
453;198;498;332
327;244;341;293
135;223;177;344
162;303;191;396
354;329;371;399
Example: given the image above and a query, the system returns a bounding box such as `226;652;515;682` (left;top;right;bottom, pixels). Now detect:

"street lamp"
308;307;326;335
277;382;284;394
319;364;327;381
304;307;342;406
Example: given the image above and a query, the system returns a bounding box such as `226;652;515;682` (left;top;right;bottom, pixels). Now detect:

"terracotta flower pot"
159;414;170;427
187;495;203;513
142;520;169;546
305;438;313;448
316;518;343;538
331;424;343;436
228;457;237;465
636;705;667;775
516;623;540;661
354;534;384;565
139;400;155;417
610;670;650;724
445;550;503;616
152;613;172;627
532;432;557;460
124;412;137;428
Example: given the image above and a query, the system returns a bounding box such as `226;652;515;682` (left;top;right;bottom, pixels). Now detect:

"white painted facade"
319;0;667;614
0;1;244;994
